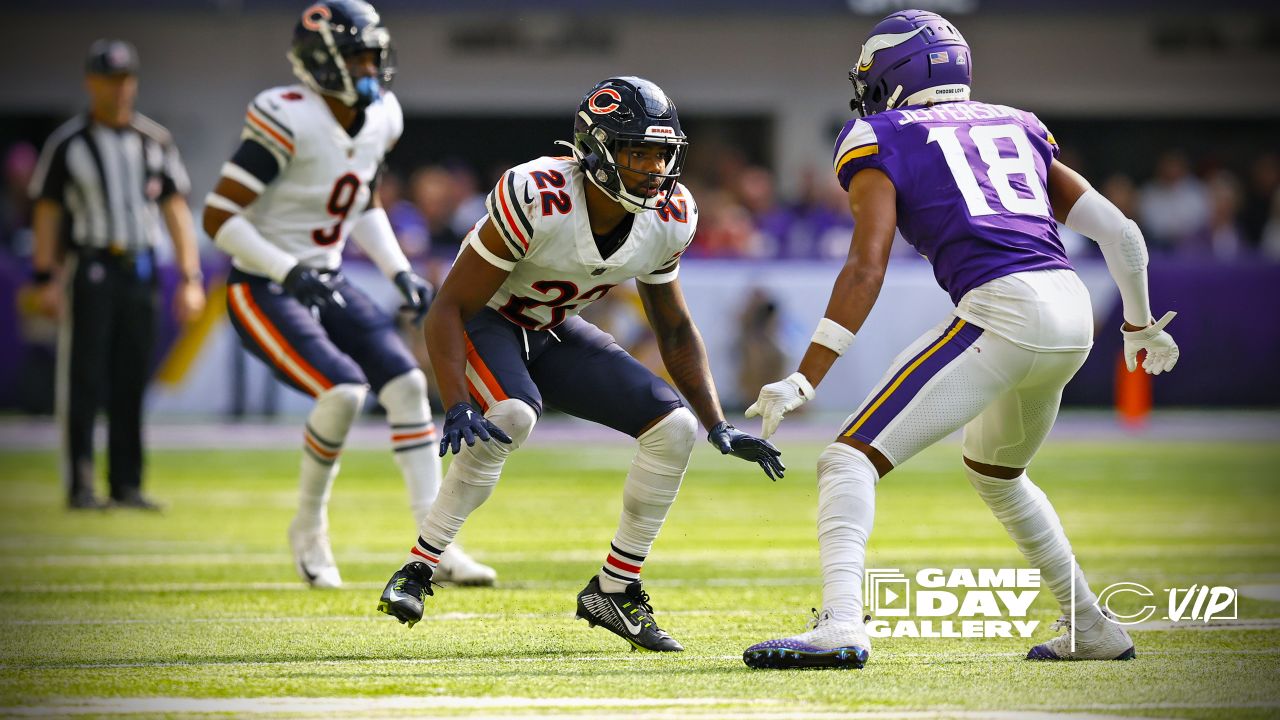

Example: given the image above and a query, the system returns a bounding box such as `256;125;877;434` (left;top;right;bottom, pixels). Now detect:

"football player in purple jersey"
742;9;1179;669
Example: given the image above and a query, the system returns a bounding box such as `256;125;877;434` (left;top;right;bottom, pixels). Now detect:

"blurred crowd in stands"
2;137;1279;268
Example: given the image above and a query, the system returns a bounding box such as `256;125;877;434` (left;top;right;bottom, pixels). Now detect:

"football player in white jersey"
201;0;494;589
377;77;784;652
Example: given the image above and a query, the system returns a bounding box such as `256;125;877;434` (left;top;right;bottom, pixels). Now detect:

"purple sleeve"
1022;111;1060;160
832;118;885;191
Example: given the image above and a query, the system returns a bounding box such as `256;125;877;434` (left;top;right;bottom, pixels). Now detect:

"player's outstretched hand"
283;265;343;310
744;372;815;439
439;402;513;457
1122;311;1180;375
393;270;434;324
708;421;785;481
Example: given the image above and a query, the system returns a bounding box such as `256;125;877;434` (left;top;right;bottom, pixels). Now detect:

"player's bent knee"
377;369;428;416
380;368;427;401
835;436;894;477
317;383;367;415
962;455;1024;481
818;443;882;486
313;383;368;432
485;399;538;450
636;406;697;474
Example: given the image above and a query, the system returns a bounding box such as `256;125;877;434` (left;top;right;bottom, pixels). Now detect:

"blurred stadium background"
2;2;1280;717
2;0;1279;423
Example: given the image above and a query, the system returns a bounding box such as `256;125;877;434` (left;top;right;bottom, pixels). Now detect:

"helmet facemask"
289;3;395;109
566;117;688;214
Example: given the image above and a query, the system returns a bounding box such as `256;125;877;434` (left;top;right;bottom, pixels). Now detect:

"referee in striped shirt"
29;39;205;510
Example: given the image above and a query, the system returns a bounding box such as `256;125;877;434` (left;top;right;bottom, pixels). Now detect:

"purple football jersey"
833;101;1072;304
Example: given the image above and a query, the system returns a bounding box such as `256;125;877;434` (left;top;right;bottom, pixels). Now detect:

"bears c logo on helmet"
301;4;332;30
587;88;622;115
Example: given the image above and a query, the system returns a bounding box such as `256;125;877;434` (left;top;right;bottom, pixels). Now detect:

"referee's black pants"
59;248;156;503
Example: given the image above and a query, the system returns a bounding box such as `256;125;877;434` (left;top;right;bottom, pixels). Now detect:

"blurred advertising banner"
1;258;1275;417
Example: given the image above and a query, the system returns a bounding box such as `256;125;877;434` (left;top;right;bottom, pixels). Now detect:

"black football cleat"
575;576;683;652
378;562;434;628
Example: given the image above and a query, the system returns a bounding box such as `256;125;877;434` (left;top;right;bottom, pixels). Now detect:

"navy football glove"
439;402;513;457
393;270;434;324
282;265;343;310
708;421;785;481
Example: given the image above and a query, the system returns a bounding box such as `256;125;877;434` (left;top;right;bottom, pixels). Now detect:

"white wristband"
810;317;856;356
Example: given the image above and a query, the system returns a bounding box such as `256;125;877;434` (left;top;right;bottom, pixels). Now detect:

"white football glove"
1122;310;1180;375
745;372;816;439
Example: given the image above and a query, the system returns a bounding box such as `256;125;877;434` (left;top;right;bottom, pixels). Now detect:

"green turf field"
1;438;1278;718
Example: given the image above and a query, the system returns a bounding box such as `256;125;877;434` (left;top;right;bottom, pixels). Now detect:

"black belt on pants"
73;246;156;283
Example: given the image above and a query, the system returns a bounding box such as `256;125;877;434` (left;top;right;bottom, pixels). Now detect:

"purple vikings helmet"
849;10;972;116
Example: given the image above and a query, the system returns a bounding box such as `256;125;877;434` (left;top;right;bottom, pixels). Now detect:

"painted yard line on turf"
9;647;1280;672
4;542;1278;567
0;697;780;717
1239;584;1280;601
1127;617;1280;632
0;576;824;594
9;606;1280;635
0;699;1182;720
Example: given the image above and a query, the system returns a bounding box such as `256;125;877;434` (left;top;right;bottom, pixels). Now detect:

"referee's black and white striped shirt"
28;112;190;253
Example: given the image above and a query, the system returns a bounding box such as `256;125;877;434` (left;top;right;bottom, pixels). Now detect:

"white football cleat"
743;609;871;669
287;519;342;589
1026;609;1135;661
433;543;497;586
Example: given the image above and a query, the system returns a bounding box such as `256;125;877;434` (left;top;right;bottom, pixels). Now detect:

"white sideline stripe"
4;608;804;627
4;543;1277;567
1238;584;1280;602
1127;617;1280;632
11;603;1280;634
1;697;1273;718
0;576;823;594
7;647;1280;672
0;696;776;717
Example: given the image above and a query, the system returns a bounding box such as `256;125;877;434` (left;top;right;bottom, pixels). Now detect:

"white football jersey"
237;84;402;272
469;156;698;330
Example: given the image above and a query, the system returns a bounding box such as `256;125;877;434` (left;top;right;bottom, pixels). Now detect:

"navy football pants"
462;308;683;438
226;268;417;397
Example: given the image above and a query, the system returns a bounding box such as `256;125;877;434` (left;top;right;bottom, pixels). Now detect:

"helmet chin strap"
556;139;651;214
885;85;904;111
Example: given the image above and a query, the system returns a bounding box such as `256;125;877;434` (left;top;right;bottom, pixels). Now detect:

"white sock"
599;408;696;593
964;465;1103;631
378;370;441;530
816;443;878;623
404;399;537;568
297;383;366;531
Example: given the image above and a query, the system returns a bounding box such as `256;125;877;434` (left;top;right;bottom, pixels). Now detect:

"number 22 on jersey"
927;123;1048;218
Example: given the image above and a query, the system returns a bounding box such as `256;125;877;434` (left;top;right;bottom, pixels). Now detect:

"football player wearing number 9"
202;0;495;590
742;9;1179;670
376;76;783;652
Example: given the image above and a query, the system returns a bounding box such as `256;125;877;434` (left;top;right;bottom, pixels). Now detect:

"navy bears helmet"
288;0;395;108
561;77;688;214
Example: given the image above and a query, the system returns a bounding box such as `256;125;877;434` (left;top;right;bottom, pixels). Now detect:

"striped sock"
599;543;645;593
303;423;342;465
403;537;445;572
296;424;342;528
391;422;438;454
390;421;440;528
